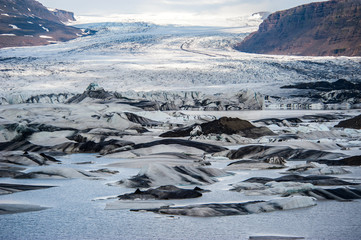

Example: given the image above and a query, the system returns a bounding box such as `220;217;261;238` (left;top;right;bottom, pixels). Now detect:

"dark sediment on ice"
117;185;203;200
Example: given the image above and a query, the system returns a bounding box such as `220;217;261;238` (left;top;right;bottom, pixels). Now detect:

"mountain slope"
0;0;84;48
236;0;361;56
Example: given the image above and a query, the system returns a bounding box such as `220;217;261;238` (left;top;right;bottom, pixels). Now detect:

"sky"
40;0;327;16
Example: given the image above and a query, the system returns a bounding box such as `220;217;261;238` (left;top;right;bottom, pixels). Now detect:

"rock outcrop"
160;117;275;139
49;9;76;23
236;0;361;56
0;0;87;48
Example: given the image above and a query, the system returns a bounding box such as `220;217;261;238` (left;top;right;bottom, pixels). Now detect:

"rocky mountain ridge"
236;0;361;56
0;0;86;48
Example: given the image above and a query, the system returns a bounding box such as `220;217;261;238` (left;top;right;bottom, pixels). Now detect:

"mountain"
236;0;361;56
48;9;76;24
0;0;85;48
252;12;271;20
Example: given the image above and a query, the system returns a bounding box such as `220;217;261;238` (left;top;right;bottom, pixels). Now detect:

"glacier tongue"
0;21;360;110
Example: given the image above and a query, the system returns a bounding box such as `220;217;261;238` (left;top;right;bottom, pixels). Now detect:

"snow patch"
0;33;16;36
1;13;9;16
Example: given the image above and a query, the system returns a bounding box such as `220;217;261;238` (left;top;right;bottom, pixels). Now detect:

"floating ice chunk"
263;181;315;195
15;167;98;179
285;187;361;201
1;13;9;16
121;164;230;188
230;182;266;191
106;200;173;210
246;196;317;212
0;33;15;36
249;236;304;240
0;203;48;215
284;162;351;175
39;35;53;39
231;181;315;196
41;26;50;32
8;24;19;29
134;196;316;217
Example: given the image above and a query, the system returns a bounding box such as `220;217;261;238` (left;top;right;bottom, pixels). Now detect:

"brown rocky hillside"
0;0;85;48
236;0;361;56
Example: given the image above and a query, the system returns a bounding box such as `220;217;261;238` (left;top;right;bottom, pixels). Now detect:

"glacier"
1;16;361;240
0;20;360;107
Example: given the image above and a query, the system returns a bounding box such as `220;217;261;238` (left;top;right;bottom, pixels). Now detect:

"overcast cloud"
39;0;328;16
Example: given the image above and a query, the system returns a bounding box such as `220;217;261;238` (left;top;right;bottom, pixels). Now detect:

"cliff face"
0;0;84;48
236;0;361;56
50;9;76;23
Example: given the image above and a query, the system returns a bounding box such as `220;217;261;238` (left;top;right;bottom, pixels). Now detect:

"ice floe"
132;196;316;217
116;164;231;188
